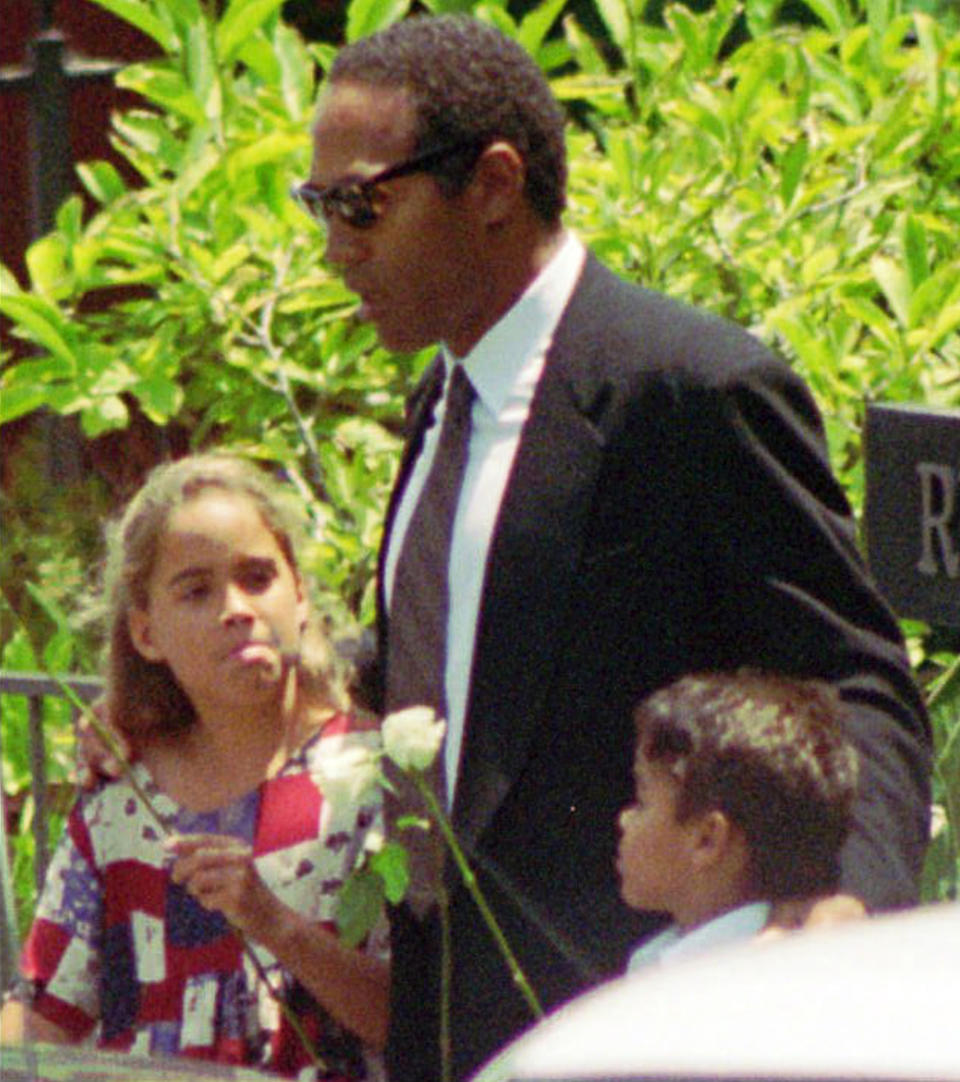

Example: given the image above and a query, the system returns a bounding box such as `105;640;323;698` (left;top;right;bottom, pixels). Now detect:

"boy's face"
617;749;699;915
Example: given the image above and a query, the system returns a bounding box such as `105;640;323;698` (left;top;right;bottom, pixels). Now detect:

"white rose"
312;741;382;808
382;706;446;772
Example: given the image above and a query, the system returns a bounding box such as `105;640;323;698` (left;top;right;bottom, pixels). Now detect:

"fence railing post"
30;29;71;235
1;670;104;992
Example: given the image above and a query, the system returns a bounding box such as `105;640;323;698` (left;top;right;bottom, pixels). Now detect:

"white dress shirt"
384;231;587;800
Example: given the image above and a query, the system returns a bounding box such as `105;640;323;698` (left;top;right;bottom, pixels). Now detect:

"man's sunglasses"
291;141;480;230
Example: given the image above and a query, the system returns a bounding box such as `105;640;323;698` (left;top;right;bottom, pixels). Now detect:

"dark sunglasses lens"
293;182;380;228
334;186;377;228
294;186;324;220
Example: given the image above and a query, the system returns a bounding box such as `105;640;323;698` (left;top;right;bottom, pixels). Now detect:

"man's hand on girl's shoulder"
75;699;132;788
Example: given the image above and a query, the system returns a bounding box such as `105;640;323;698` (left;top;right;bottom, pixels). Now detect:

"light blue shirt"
627;902;773;971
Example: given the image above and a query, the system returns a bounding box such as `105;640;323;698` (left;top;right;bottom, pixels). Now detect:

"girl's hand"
166;834;279;939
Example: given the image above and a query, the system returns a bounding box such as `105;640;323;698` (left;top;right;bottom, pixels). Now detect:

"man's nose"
323;217;367;270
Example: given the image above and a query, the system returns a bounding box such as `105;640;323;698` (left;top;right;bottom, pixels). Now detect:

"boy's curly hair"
636;669;860;899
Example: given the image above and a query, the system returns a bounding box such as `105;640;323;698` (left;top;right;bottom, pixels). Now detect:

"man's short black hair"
329;14;568;223
635;669;860;900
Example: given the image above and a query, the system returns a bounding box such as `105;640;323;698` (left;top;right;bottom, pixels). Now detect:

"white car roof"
473;901;960;1082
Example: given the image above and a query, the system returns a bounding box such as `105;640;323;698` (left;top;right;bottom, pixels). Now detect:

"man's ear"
469;141;526;226
128;607;163;662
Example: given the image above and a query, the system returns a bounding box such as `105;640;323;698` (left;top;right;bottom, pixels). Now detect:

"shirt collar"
627;902;772;972
442;231;586;416
666;902;773;963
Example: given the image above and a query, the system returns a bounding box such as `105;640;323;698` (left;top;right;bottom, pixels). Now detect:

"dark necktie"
386;362;476;718
385;362;476;913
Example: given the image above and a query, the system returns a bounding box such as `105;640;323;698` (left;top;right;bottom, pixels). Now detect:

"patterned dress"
12;714;386;1080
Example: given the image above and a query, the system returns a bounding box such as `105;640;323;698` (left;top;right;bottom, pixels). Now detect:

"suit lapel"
452;256;616;847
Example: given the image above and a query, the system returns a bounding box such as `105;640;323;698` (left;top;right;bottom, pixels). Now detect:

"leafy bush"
1;0;957;925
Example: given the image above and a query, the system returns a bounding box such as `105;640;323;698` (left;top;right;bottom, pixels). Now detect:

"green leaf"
346;0;413;43
562;15;608;77
84;0;179;53
549;73;629;101
912;12;946;110
274;20;315;119
517;0;568;59
0;295;77;368
745;0;781;38
111;111;177;166
908;265;960;334
134;376;184;424
43;628;78;682
592;0;630;53
217;0;286;64
703;0;740;63
185;18;217;111
55;196;85;246
369;840;411;904
911;302;960;355
0;384;50;426
0;262;22;296
25;581;73;634
77;160;127;206
902;215;929;295
867;0;895;43
770;314;837;375
117;65;205;124
836;294;901;352
666;5;706;69
25;235;70;298
163;0;203;26
335;867;386;948
800;0;855;34
80;395;130;438
226;134;308;182
233;35;281;84
871;255;912;328
780;138;808;208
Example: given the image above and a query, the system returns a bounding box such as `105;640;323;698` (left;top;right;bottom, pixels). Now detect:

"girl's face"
128;489;307;720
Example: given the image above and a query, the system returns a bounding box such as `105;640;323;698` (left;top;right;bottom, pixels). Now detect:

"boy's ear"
690;809;734;868
128;607;163;662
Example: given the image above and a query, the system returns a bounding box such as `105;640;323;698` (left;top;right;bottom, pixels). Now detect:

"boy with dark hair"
618;670;859;969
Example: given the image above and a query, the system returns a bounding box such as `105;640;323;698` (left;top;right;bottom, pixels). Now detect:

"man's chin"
363;311;437;354
377;327;437;353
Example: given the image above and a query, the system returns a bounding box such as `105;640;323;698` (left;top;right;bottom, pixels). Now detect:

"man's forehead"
313;82;414;143
310;82;415;181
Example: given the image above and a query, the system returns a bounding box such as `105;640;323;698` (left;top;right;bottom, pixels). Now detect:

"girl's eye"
239;561;277;593
179;583;210;602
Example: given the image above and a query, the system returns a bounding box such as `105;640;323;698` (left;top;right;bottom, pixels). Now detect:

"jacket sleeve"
670;355;932;908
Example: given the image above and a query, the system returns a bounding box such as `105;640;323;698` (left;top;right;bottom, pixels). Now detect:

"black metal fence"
0;670;102;993
0;1;124;248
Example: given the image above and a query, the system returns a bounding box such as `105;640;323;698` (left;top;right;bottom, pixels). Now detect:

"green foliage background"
1;0;958;929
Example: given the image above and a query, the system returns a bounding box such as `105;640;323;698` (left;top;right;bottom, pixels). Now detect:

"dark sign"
864;402;960;627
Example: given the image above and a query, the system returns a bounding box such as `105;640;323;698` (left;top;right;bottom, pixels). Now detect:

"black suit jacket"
372;254;931;1081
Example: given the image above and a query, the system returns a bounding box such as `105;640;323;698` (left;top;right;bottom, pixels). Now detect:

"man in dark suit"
300;14;931;1081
